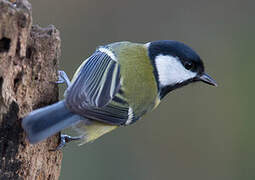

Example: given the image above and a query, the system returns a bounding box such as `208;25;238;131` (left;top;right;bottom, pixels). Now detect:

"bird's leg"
51;71;73;150
51;71;79;150
56;70;71;87
52;134;84;151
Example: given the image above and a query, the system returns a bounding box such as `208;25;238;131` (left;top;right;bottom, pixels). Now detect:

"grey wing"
78;100;132;125
65;49;138;125
65;49;135;125
66;49;121;109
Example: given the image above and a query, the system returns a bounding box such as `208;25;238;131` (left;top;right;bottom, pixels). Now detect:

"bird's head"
147;40;217;99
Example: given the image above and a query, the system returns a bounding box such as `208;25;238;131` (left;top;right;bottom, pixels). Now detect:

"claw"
50;134;84;151
56;79;65;84
54;70;71;87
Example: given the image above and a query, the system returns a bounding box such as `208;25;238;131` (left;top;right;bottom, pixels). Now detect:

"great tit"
22;40;217;147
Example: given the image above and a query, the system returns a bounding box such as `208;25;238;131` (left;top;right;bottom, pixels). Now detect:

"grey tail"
22;100;83;144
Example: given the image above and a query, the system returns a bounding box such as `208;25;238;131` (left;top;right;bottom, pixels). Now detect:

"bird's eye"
184;61;194;70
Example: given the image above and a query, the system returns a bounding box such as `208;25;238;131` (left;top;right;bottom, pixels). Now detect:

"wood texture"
0;0;63;179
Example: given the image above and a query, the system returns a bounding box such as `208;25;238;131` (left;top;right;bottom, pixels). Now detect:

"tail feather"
22;100;83;144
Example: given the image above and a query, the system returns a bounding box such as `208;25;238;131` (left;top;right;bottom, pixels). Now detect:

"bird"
22;40;217;148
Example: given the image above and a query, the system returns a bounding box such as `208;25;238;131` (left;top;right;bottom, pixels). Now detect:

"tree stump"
0;0;63;179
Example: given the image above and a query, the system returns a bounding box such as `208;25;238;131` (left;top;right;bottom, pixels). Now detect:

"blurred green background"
32;0;254;179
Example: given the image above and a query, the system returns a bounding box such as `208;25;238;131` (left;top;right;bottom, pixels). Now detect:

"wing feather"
66;50;120;108
65;48;137;125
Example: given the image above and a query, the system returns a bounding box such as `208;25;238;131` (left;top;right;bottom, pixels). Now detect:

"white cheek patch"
155;55;197;86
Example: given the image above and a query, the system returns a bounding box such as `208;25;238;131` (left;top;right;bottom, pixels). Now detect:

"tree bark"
0;0;63;179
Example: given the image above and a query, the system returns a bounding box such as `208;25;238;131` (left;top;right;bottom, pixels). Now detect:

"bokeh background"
32;0;255;179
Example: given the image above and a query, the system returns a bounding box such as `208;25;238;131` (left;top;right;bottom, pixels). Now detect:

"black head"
147;40;217;99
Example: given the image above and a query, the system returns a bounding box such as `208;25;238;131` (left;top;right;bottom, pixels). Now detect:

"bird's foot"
55;70;71;87
51;134;83;151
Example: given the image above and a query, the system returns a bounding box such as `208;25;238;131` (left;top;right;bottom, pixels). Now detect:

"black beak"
199;73;217;86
